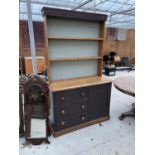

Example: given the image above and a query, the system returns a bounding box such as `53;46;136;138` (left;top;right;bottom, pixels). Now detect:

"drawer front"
54;99;88;118
55;112;89;131
54;88;88;105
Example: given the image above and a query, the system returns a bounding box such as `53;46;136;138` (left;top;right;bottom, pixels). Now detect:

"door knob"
60;96;65;101
81;104;85;109
61;109;65;114
81;92;85;96
81;116;85;121
61;121;65;126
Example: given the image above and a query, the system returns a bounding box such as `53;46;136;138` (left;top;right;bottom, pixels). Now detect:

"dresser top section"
42;7;107;22
49;76;112;92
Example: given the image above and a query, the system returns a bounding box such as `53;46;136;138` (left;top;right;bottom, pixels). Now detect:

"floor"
19;70;135;155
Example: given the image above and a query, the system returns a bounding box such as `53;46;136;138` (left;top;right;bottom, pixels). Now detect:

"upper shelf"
49;56;102;62
48;36;104;41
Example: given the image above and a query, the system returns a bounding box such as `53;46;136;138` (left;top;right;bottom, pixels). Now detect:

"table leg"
119;103;135;120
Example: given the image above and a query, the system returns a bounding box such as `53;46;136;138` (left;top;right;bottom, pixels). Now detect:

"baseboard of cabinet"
50;115;110;137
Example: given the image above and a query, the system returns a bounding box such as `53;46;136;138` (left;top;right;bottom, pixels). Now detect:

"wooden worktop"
49;76;112;92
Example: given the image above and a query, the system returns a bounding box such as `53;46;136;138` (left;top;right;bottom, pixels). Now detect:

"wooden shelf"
49;56;102;62
49;76;112;92
48;36;104;41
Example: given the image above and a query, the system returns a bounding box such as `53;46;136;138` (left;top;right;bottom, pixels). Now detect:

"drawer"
54;88;88;105
54;99;88;118
55;112;89;131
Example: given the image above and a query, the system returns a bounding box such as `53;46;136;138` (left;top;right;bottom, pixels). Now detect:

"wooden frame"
42;7;107;83
19;57;25;75
42;8;112;137
24;75;50;145
19;75;30;137
48;36;104;40
41;7;107;22
24;56;45;74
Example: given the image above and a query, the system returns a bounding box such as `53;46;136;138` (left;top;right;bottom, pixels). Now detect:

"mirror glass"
26;85;47;139
30;118;46;138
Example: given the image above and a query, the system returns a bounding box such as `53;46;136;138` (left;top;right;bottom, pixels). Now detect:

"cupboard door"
88;83;111;120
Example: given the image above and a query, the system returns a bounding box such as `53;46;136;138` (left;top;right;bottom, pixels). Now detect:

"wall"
103;29;135;58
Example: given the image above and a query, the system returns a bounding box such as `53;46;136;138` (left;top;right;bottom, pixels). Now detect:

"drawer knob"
60;96;65;101
81;116;85;121
61;109;66;114
81;92;85;96
81;104;85;109
61;121;65;126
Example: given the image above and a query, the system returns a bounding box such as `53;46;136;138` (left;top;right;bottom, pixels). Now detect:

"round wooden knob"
61;121;65;126
61;109;65;114
81;116;85;121
81;92;85;96
60;96;65;101
81;104;85;109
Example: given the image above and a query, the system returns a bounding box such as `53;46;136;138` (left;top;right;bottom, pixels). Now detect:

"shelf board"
49;56;102;62
49;76;112;92
48;36;104;41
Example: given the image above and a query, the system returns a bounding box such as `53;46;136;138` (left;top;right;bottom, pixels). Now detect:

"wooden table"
114;77;135;120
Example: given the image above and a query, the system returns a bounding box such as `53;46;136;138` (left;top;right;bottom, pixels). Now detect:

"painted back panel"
47;18;100;81
50;60;98;81
48;40;99;59
47;18;99;38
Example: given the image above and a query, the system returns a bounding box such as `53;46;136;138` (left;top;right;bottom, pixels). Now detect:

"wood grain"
103;29;135;59
50;76;112;92
42;7;107;22
48;36;104;41
49;56;102;62
43;16;51;81
114;77;135;97
97;21;105;76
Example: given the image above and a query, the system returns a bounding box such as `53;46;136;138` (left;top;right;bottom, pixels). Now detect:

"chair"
120;57;135;71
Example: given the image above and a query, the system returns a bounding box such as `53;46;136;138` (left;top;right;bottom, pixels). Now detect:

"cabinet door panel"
88;83;111;120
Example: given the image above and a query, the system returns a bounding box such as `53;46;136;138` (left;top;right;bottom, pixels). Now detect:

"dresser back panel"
48;40;99;59
47;18;99;38
50;60;98;81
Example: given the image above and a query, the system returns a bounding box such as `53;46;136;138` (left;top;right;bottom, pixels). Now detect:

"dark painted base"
50;115;110;137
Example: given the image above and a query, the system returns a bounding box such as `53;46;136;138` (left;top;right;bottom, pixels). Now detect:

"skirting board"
50;115;110;137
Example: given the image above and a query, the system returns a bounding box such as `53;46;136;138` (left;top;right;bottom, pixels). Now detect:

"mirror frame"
24;75;50;145
19;75;29;137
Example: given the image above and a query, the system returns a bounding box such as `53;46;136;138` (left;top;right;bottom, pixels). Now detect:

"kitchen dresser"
42;7;112;137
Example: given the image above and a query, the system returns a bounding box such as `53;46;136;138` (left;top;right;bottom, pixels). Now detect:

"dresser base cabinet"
49;82;112;137
50;116;110;137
